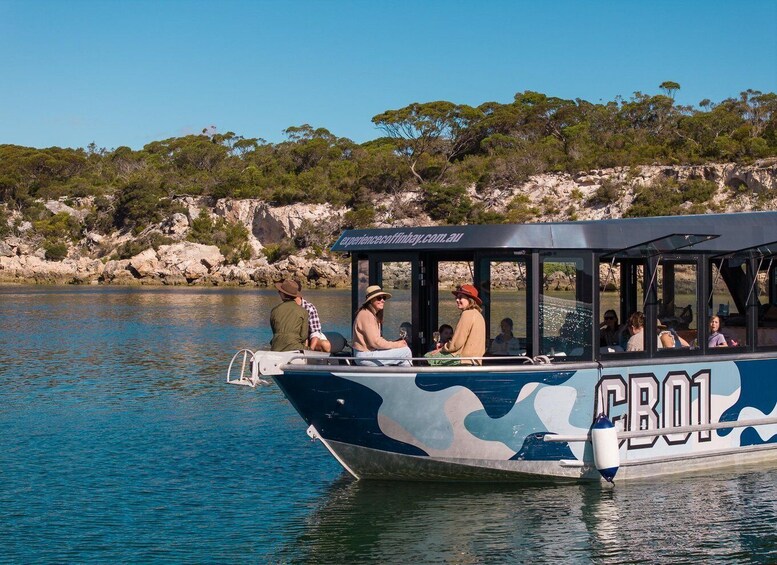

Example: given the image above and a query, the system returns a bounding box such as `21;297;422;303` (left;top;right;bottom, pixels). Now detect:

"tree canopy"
1;85;775;232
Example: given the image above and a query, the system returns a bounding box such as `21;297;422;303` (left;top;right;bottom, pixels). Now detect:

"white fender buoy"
591;413;619;483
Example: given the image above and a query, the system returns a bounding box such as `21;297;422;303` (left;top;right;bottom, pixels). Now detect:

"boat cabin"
331;212;777;363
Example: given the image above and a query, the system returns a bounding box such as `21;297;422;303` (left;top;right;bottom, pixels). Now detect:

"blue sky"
1;0;776;151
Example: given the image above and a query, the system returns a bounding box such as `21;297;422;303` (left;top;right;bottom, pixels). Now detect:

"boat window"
486;260;528;357
709;258;748;349
539;254;593;360
755;258;777;350
437;261;475;337
356;258;369;294
599;260;647;356
377;261;413;343
656;261;699;354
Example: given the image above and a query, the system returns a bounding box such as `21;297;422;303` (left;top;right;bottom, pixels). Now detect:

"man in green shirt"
270;280;309;352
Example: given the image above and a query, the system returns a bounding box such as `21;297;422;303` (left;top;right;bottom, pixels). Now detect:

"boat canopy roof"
331;211;777;255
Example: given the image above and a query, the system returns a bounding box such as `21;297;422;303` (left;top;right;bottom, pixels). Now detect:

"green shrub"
681;178;717;203
187;210;253;264
262;239;296;263
0;206;10;237
504;194;539;223
422;183;471;224
114;240;150;259
343;207;375;229
114;176;169;232
587;179;623;206
33;212;82;241
626;176;719;218
43;239;68;261
188;209;216;245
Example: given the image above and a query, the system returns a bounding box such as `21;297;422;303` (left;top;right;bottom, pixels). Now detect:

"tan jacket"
352;307;406;352
443;308;486;364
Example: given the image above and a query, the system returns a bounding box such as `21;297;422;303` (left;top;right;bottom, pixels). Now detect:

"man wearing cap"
270;280;309;352
352;285;412;366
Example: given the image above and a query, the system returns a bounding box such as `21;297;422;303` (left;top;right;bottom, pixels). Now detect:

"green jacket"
270;300;309;352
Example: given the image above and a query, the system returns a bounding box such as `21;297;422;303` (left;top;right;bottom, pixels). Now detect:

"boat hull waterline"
265;355;777;483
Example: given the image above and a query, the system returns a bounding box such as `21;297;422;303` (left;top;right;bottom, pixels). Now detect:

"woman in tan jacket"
352;285;413;366
429;284;486;365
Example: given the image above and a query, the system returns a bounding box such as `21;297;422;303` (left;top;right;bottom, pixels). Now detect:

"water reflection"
276;467;777;564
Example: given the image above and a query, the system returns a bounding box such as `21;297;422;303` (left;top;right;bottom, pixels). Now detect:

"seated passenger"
352;285;413;366
626;311;645;351
399;321;413;345
489;318;522;355
658;319;690;348
309;330;332;352
437;324;453;347
708;315;728;348
427;284;486;365
600;309;626;348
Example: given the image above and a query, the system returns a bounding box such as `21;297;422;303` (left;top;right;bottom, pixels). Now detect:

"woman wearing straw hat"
352;285;412;366
270;280;309;352
429;284;486;365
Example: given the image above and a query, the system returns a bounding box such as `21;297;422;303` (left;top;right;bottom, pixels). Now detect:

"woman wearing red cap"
429;284;486;365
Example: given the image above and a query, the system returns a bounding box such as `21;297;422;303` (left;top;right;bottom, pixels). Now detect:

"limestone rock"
251;202;344;244
44;200;87;221
128;248;160;278
101;259;135;283
162;213;190;237
157;242;224;282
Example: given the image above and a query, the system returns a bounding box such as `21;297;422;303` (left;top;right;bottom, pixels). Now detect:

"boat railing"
227;348;562;384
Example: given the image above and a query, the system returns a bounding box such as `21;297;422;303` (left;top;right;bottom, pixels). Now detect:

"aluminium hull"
272;354;777;483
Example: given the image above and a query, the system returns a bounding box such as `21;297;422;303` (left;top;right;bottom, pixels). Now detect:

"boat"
227;211;777;482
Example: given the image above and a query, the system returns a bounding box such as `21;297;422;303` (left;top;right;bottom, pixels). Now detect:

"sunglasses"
373;297;386;302
604;316;615;320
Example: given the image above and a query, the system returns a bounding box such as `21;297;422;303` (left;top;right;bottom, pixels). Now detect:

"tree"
372;101;485;184
660;81;681;100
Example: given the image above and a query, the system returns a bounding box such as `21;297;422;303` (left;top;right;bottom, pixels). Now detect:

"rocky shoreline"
1;162;775;287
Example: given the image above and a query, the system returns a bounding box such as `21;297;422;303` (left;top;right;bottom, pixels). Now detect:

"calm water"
1;285;776;563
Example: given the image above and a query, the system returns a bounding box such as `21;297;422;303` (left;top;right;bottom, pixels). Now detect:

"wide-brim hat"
363;285;392;306
275;279;300;298
452;283;482;306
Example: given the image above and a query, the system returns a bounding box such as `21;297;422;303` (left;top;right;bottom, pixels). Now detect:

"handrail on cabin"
280;352;538;368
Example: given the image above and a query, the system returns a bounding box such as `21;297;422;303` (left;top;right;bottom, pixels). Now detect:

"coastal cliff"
1;161;776;287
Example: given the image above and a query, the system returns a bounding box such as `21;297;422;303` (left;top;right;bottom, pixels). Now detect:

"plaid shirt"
300;298;322;335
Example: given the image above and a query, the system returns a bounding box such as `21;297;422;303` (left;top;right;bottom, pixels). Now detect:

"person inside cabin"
657;319;690;348
489;317;522;355
270;280;309;352
626;311;645;352
708;315;728;348
292;280;331;352
558;310;583;351
428;284;486;365
600;309;626;349
423;323;455;364
352;285;413;366
437;324;454;347
399;321;413;346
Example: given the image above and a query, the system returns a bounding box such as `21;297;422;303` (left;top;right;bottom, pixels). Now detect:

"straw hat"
363;285;392;307
275;279;300;298
452;283;482;306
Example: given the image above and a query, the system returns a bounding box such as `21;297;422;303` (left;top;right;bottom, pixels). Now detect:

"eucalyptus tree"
372;101;486;184
659;81;681;100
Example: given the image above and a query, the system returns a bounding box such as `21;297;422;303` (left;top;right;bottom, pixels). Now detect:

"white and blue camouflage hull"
273;358;777;482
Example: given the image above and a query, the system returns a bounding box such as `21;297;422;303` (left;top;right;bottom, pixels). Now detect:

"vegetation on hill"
0;85;775;261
